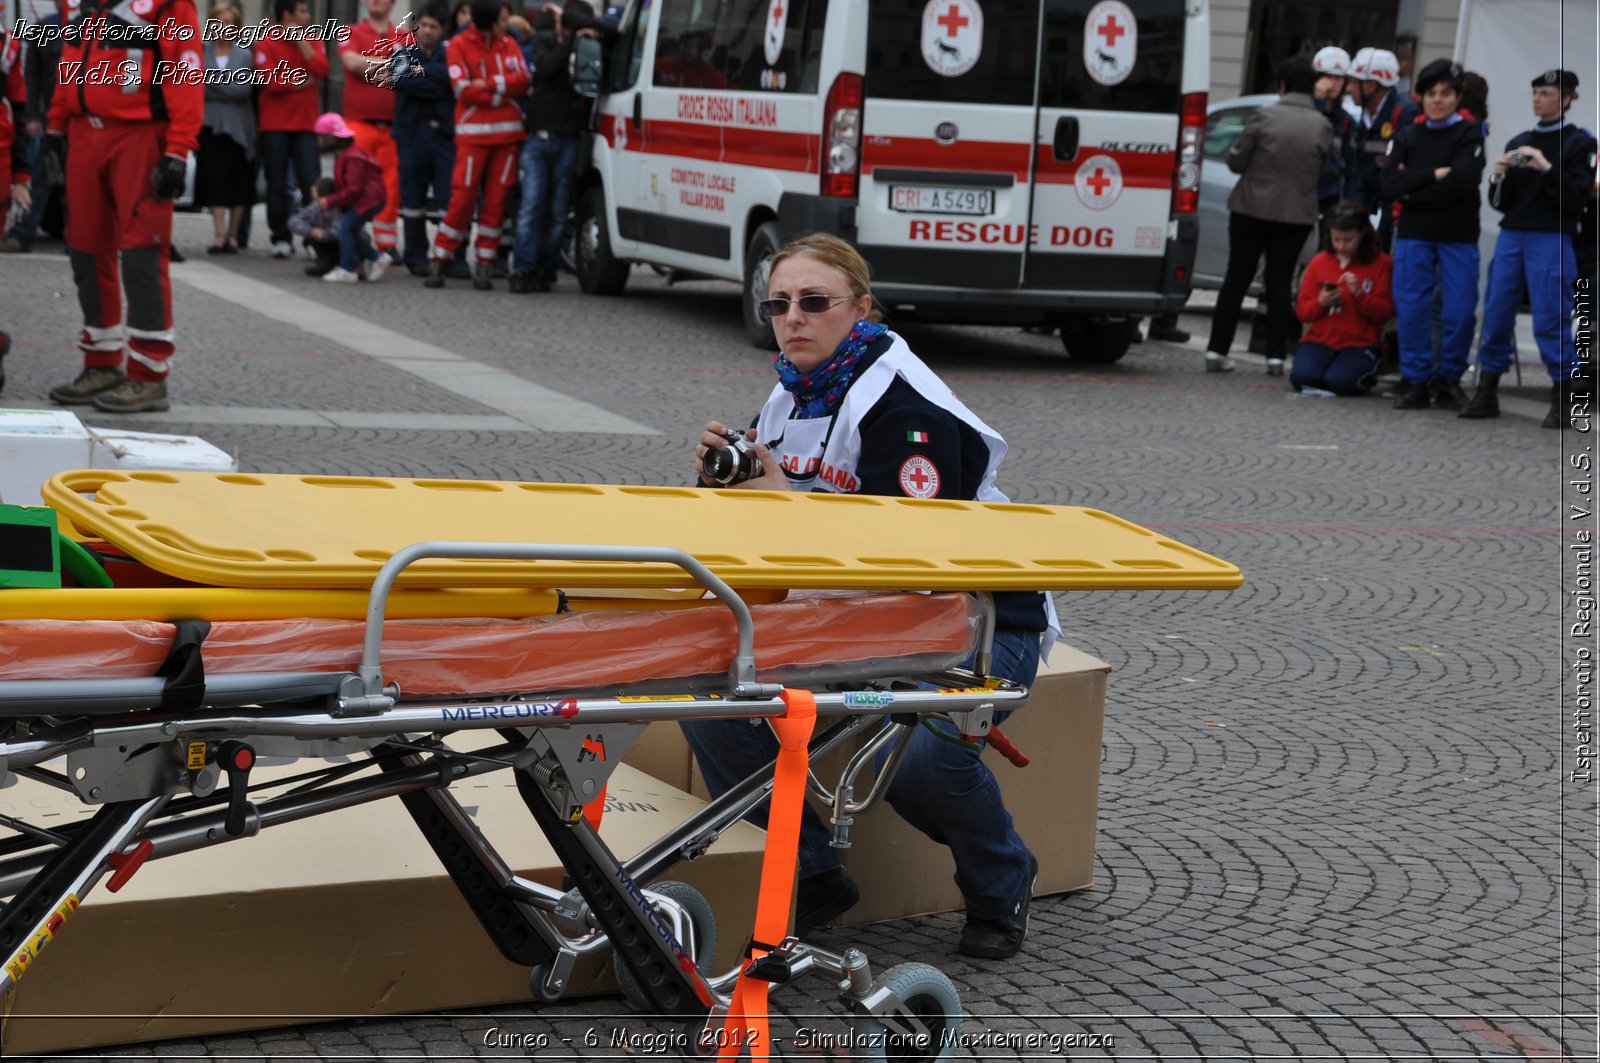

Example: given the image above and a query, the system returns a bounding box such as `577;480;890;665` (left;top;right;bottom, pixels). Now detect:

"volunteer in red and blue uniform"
1290;203;1394;396
685;233;1059;961
1462;69;1598;428
425;0;527;290
0;23;30;393
43;0;204;414
1378;60;1485;412
255;0;330;258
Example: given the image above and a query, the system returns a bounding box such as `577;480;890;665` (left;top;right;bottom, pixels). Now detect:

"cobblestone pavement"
1;214;1595;1060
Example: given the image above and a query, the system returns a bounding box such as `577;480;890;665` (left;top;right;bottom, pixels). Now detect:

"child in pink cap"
314;112;389;282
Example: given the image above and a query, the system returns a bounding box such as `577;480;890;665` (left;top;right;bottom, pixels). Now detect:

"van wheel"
1059;315;1134;364
575;185;629;295
742;222;781;349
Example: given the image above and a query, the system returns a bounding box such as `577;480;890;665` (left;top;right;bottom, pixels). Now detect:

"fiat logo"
935;122;959;144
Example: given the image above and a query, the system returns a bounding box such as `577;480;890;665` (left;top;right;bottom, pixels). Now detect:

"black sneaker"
1429;377;1468;411
508;271;535;293
958;852;1038;960
1391;380;1431;410
794;867;860;937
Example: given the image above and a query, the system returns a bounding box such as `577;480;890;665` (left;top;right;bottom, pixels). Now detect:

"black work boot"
1544;382;1569;429
473;261;494;290
1430;376;1468;411
794;867;860;938
1392;380;1431;410
959;852;1039;960
424;259;446;289
1458;372;1501;419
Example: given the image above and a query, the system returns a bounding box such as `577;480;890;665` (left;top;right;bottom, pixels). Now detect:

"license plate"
890;185;995;215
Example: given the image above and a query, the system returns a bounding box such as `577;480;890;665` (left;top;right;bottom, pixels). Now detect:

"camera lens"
703;446;740;484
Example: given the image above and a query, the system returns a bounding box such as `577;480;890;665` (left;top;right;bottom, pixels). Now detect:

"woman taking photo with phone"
1289;203;1395;396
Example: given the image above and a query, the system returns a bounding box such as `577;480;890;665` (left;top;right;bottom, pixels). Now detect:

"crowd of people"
0;0;616;411
1202;43;1596;430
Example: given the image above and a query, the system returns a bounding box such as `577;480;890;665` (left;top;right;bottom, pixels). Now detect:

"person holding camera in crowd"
683;233;1059;961
1462;69;1597;428
1379;60;1486;412
42;0;203;414
508;0;616;293
1289;203;1394;396
390;3;459;276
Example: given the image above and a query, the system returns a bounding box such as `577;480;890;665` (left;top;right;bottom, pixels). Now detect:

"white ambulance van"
574;0;1209;363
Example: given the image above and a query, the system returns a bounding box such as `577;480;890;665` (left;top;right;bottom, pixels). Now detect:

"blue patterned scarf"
773;319;886;419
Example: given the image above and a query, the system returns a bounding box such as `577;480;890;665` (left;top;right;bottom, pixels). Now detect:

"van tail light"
822;72;863;198
1172;91;1206;214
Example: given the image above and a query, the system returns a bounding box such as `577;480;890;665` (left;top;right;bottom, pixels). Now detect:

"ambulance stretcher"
0;472;1242;1060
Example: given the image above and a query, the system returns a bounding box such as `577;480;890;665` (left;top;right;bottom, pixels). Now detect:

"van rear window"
866;0;1185;113
1039;0;1185;113
653;0;826;93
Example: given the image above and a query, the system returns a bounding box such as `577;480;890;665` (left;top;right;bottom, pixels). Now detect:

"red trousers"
350;119;400;253
65;117;175;382
430;140;519;265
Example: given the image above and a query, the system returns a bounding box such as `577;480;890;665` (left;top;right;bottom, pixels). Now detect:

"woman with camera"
1289;203;1395;396
685;233;1057;961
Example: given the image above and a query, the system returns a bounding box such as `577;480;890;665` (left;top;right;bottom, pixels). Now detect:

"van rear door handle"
1053;116;1080;161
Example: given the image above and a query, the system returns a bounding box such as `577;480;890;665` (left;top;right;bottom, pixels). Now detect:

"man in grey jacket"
1204;55;1330;375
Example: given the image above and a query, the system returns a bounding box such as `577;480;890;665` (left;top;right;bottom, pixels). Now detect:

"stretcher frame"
0;540;1030;1059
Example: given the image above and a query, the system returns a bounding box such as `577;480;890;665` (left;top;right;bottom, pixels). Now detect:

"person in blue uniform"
1461;69;1597;428
1379;60;1486;411
684;233;1058;961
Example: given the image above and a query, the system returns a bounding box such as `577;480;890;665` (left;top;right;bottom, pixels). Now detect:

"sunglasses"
759;294;852;319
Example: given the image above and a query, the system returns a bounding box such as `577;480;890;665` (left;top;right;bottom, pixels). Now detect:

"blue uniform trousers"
1476;228;1579;382
682;626;1042;922
396;124;456;272
1393;238;1479;385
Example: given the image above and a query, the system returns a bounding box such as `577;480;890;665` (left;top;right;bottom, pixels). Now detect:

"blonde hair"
209;1;241;21
768;233;883;323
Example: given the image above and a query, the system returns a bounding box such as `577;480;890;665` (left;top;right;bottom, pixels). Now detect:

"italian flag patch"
906;431;928;443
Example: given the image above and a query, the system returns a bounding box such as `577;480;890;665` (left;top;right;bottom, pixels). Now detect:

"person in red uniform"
0;24;30;394
1289;202;1396;396
42;0;204;413
425;0;526;290
256;0;330;257
337;0;402;259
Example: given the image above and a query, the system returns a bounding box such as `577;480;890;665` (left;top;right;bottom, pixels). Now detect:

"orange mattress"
0;592;980;699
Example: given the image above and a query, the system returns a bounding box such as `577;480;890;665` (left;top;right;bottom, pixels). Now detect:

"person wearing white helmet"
1311;46;1357;234
1348;46;1406;246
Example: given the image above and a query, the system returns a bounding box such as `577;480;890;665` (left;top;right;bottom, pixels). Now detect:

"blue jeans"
336;206;381;272
1392;237;1480;384
1290;341;1380;396
5;140;53;245
681;625;1044;921
260;130;321;245
396;124;456;271
512;133;577;275
1477;228;1579;381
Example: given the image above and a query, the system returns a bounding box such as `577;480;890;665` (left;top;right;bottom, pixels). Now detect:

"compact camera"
702;430;763;486
1508;151;1531;167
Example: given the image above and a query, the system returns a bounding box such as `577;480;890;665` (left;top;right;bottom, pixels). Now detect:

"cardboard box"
0;761;765;1055
0;409;93;506
623;643;1110;924
88;428;237;473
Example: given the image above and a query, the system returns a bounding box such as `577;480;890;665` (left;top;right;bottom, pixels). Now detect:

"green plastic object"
59;536;113;588
0;504;62;589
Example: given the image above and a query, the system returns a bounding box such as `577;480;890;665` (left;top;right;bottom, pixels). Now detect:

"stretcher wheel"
850;962;962;1062
527;963;567;1004
613;880;717;1011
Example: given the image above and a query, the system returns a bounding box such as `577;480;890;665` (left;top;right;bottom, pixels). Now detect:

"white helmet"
1313;46;1351;77
1349;47;1400;87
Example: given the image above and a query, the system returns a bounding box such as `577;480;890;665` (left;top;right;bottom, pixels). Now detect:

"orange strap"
718;689;816;1062
582;783;606;832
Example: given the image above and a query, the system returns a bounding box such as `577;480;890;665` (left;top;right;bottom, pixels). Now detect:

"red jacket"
1296;250;1396;350
45;0;204;157
445;27;528;146
1;31;27;187
254;32;330;133
324;144;385;214
338;18;396;124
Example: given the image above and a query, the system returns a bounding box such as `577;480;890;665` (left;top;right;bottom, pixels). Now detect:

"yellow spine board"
40;471;1243;593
